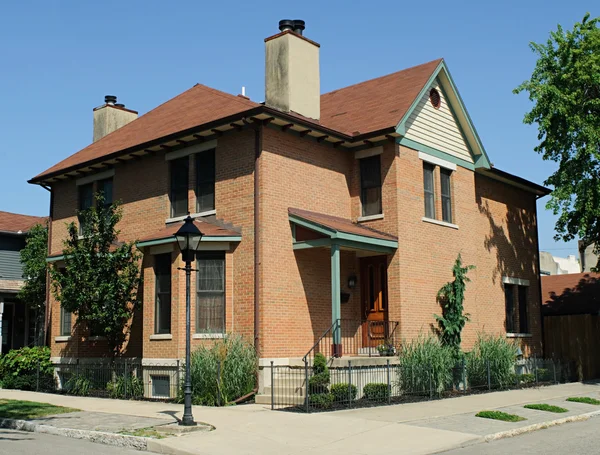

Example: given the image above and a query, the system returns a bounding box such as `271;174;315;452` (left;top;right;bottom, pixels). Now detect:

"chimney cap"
104;95;117;105
293;19;305;35
278;19;294;32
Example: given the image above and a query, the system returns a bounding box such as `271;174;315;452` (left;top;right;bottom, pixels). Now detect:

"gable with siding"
403;80;473;164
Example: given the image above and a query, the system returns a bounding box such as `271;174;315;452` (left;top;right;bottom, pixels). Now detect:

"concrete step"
255;394;306;405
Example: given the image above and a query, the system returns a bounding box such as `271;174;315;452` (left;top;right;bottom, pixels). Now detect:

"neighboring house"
539;251;581;276
579;241;598;273
28;21;549;397
0;211;47;353
542;273;600;380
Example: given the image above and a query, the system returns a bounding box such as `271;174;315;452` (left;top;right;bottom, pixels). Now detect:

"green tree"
434;254;474;358
50;196;142;357
18;223;48;344
514;13;600;269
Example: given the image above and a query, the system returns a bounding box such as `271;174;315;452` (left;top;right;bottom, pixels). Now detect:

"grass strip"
566;397;600;405
475;410;526;422
524;403;568;413
118;427;166;439
0;399;79;420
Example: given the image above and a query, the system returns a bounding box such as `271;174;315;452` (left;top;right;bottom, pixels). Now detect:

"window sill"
87;336;107;341
54;336;72;343
506;333;532;338
149;334;173;341
358;213;384;222
421;217;459;230
166;210;216;224
193;333;224;339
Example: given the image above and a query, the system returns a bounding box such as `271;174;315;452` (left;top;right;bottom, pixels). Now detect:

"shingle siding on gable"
0;236;25;280
404;81;473;164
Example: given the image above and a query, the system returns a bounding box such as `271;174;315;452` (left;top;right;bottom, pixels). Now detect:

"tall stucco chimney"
265;20;320;120
93;95;138;142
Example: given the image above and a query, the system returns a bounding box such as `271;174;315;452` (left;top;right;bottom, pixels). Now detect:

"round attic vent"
429;88;441;109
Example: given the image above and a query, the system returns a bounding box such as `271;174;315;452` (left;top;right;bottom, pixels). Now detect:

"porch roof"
136;218;242;248
288;208;398;253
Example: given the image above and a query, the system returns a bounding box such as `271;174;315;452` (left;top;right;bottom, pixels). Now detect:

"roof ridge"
0;210;46;219
192;83;258;107
321;58;443;97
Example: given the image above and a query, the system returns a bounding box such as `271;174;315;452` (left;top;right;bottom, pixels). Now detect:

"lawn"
524;403;569;413
475;410;526;422
0;399;80;420
566;397;600;405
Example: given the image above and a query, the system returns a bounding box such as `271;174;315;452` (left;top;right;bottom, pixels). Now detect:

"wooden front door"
360;256;388;348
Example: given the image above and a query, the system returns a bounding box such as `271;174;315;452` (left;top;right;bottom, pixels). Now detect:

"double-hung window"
440;169;452;223
97;178;113;209
196;253;225;334
196;149;216;213
170;157;189;218
360;155;382;217
504;284;516;333
423;163;436;219
504;282;529;334
518;285;529;333
78;183;94;234
154;254;172;334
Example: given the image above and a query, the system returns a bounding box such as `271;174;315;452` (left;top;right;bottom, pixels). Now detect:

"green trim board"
46;255;65;263
395;60;491;170
293;238;396;254
136;235;241;248
398;137;475;171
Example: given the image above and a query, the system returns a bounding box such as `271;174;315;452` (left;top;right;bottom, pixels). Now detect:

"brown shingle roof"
31;59;442;183
33;85;260;181
542;273;600;316
138;218;241;244
319;59;442;135
288;208;397;242
0;211;47;234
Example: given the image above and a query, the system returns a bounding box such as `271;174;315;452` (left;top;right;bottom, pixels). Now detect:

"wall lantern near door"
347;275;357;289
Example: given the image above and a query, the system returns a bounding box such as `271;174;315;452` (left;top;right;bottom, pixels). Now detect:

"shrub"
308;353;330;394
330;383;357;402
309;392;334;409
180;334;257;406
363;383;389;401
107;374;144;399
466;334;517;389
65;374;92;396
0;346;54;392
537;368;552;382
396;335;454;396
518;373;535;384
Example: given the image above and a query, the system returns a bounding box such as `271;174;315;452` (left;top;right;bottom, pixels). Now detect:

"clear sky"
1;1;597;257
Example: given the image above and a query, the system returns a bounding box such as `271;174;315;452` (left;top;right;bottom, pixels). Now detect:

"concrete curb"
0;418;150;451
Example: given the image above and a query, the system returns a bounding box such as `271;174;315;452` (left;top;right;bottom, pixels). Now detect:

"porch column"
331;242;341;355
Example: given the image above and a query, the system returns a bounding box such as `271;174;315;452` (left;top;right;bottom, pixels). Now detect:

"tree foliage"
514;13;600;268
434;254;474;357
50;197;142;356
18;223;48;317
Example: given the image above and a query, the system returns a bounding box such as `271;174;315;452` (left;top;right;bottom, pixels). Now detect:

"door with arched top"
360;256;388;348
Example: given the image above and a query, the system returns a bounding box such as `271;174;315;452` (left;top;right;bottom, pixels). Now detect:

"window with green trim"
170;157;189;218
195;149;215;213
196;253;225;334
423;163;435;219
440;169;452;223
360;155;382;217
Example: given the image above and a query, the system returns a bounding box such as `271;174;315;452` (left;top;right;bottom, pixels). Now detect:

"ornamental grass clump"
396;335;454;397
466;333;517;389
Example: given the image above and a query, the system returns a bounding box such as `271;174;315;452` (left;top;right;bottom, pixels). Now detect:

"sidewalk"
1;382;599;455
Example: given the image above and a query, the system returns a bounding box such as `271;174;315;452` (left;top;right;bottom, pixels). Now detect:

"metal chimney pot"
293;20;305;35
278;19;294;32
104;95;117;105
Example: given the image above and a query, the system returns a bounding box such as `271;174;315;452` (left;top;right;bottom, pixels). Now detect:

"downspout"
534;194;545;358
252;121;263;358
41;184;53;347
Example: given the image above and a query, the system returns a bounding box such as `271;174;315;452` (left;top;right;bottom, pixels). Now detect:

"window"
440;169;452;223
154;254;172;334
518;285;529;333
196;253;225;334
170;157;189;217
60;305;71;336
504;284;515;333
78;182;94;233
360;155;382;217
196;149;216;213
151;375;171;398
97;178;113;209
423;163;435;219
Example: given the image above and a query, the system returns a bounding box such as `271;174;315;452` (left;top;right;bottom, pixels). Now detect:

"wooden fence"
544;314;600;381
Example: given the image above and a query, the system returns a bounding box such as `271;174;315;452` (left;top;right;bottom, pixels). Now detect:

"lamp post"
174;215;203;426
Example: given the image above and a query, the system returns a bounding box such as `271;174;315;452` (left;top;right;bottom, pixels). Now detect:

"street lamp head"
174;215;204;262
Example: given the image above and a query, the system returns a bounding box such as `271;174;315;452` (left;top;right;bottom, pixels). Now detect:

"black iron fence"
269;357;576;412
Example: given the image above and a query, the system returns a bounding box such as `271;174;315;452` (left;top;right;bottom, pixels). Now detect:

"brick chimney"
93;95;138;142
265;20;320;120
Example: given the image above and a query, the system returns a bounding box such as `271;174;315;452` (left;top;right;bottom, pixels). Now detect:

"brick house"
29;21;549;397
0;211;47;353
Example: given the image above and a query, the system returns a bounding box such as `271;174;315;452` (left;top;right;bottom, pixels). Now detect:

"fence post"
534;354;538;385
36;360;40;392
553;359;557;384
270;361;274;411
304;359;309;413
487;359;491;391
429;364;433;400
124;359;128;399
347;360;352;408
217;360;221;407
176;359;180;398
386;359;391;405
462;357;466;393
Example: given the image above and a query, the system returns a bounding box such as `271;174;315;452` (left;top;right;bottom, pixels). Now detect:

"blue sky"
1;1;597;257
